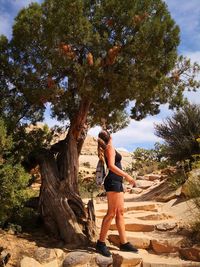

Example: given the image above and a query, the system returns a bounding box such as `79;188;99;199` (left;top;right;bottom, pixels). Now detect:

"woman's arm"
105;145;136;186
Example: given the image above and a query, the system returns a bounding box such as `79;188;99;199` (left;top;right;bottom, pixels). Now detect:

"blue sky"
0;0;200;152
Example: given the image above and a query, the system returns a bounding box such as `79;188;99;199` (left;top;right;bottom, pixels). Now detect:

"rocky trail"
1;172;200;266
93;173;200;267
95;175;200;267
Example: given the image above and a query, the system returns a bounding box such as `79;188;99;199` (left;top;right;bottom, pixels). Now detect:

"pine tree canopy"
0;0;200;131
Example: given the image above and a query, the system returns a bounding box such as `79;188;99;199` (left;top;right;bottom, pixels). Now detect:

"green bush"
0;118;30;227
8;207;40;231
187;166;200;242
131;146;163;175
0;160;30;227
78;173;100;199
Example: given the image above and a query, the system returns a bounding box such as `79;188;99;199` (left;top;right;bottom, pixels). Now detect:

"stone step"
125;201;163;212
140;250;200;267
109;218;176;232
135;212;173;221
124;210;174;221
95;201;162;214
96;219;177;235
95;209;165;220
111;249;200;267
112;250;143;267
110;220;155;232
125;204;160;212
108;232;151;249
108;230;188;252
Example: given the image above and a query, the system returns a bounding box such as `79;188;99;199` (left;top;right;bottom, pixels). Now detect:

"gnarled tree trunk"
37;100;96;246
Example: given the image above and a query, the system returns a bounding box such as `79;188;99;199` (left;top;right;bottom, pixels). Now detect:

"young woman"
96;130;138;257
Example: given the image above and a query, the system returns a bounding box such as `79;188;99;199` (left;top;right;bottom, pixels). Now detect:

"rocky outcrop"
132;179;184;202
81;135;98;155
181;168;200;197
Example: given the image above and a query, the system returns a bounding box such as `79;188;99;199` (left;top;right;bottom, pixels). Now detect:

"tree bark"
38;99;96;246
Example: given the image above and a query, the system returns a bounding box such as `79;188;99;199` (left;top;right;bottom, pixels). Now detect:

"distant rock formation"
81;135;98;155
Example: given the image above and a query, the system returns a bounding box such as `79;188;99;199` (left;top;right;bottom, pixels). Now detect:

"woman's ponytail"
97;130;110;162
97;138;106;162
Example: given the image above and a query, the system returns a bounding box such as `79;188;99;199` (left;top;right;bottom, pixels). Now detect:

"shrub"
131;146;163;175
155;103;200;165
0;160;30;227
78;173;100;199
187;167;200;242
0;118;30;227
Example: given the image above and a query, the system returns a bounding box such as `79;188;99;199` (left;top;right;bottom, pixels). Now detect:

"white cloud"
111;118;162;149
89;117;163;151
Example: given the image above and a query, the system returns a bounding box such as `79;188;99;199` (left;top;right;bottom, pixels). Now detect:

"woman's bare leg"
115;193;138;252
115;192;127;244
99;192;119;242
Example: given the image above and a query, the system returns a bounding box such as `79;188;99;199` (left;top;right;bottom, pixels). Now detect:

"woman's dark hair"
97;130;111;161
98;130;110;145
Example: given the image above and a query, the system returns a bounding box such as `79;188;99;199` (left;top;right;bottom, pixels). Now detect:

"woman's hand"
125;174;136;187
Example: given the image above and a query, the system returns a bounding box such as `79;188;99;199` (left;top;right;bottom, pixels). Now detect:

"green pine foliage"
155;103;200;164
0;0;197;132
0;118;30;227
0;162;30;226
12;123;54;166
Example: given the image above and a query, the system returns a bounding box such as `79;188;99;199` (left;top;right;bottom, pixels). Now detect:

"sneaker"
120;242;138;253
96;240;111;257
